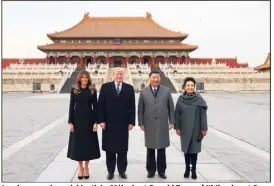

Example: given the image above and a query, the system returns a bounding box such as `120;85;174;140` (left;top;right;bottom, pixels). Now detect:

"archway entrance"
114;60;122;67
85;56;92;66
143;56;151;65
111;56;124;67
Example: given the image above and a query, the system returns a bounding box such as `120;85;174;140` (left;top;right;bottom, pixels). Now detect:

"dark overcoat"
174;92;208;154
67;87;101;161
97;81;135;153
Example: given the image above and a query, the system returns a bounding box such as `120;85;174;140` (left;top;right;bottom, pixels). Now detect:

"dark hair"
149;70;160;77
182;77;196;89
74;70;95;95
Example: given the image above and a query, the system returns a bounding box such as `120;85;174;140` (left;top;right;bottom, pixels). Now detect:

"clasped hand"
69;123;97;132
99;122;134;131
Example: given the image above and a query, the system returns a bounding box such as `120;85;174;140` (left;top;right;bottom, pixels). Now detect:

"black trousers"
146;148;166;174
184;153;198;170
106;151;127;174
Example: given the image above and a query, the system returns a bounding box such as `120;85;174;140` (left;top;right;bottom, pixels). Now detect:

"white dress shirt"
114;81;122;91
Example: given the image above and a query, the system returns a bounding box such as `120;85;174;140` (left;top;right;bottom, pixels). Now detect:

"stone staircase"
59;67;86;93
106;68;114;82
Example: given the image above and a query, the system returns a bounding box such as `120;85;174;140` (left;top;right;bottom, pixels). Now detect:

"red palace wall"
2;58;44;68
190;58;248;68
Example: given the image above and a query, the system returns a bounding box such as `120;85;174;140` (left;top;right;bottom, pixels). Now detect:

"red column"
126;57;129;64
55;56;58;64
93;56;96;64
67;55;71;63
80;56;83;66
186;56;190;64
46;55;49;63
177;56;181;64
106;56;109;64
139;56;142;64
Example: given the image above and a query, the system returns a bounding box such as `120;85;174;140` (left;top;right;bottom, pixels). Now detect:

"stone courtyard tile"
71;164;206;182
2;94;69;148
35;161;78;182
197;164;244;182
3;93;270;182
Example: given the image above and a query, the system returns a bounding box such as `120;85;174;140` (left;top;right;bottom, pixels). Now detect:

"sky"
2;1;270;67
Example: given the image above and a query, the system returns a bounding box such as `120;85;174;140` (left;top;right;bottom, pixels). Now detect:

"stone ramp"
35;128;244;183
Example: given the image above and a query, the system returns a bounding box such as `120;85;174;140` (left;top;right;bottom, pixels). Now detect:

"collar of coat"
179;92;208;109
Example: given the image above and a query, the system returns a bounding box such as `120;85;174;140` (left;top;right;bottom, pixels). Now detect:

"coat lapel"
112;81;116;95
155;85;163;102
119;81;125;96
145;86;155;101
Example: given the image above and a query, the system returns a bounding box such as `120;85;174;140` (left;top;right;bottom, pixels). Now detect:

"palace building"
37;12;198;68
3;12;248;69
254;53;270;72
3;12;269;93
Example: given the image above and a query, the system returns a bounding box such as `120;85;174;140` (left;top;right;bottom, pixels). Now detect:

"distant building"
254;53;270;72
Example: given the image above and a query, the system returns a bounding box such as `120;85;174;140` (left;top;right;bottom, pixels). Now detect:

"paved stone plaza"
2;92;270;182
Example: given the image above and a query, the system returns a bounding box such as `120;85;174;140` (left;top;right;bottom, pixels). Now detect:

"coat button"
155;117;158;120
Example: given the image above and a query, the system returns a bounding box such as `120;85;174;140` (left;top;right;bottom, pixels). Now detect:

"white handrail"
57;71;72;93
126;65;134;86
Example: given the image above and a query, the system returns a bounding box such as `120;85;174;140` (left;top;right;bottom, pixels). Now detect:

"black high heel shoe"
84;168;89;179
78;167;84;180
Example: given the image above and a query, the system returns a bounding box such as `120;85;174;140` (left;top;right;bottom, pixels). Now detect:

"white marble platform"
35;128;244;183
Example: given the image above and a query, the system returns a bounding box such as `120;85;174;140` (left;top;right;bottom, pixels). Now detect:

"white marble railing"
126;65;134;86
57;73;71;93
9;63;77;69
103;65;109;84
167;72;270;79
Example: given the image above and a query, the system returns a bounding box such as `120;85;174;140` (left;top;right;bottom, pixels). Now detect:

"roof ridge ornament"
84;12;89;20
146;12;152;18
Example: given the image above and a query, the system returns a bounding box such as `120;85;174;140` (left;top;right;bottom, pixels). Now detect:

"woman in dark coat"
174;77;208;180
67;70;101;180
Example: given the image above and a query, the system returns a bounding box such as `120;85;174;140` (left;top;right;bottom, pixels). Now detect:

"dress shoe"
158;173;167;179
191;170;197;179
147;173;155;178
107;173;114;180
119;173;127;179
184;167;190;178
84;168;89;179
78;167;84;180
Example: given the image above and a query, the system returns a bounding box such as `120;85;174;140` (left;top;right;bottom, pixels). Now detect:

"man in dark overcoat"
98;67;135;180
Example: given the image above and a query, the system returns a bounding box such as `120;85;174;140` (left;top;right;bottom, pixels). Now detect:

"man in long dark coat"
98;67;135;180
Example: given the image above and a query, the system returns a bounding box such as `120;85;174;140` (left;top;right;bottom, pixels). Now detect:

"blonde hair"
113;67;124;75
74;70;94;95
